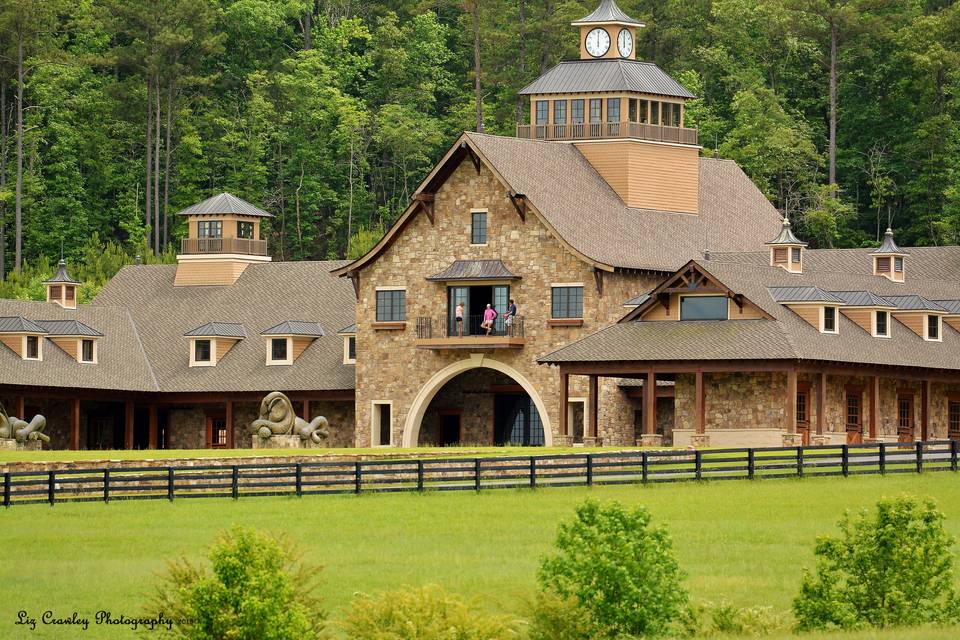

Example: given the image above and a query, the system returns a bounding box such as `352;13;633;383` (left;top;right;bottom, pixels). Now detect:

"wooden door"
845;388;863;444
796;385;811;445
206;415;227;449
898;395;915;443
949;399;960;442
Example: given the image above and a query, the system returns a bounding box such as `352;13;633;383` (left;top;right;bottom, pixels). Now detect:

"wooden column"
148;405;158;449
302;399;310;422
559;373;569;437
644;370;656;435
15;396;24;419
588;375;599;439
70;398;80;450
786;368;797;433
816;372;826;435
226;400;234;449
869;376;879;440
921;380;930;441
124;401;135;449
695;370;705;435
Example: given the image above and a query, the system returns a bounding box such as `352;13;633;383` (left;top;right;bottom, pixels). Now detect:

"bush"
147;526;325;639
342;584;518;639
793;495;960;631
536;499;688;639
527;592;593;640
680;601;788;637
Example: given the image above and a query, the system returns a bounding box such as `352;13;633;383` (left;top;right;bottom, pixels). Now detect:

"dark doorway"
133;407;150;449
448;285;509;335
494;393;545;446
378;404;391;446
440;413;461;446
87;404;124;449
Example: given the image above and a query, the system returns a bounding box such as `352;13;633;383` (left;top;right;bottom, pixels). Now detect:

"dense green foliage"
537;499;688;638
342;584;518;639
793;495;960;631
0;0;959;288
148;526;325;640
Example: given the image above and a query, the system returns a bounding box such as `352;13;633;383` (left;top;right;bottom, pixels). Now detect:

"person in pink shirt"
481;304;497;335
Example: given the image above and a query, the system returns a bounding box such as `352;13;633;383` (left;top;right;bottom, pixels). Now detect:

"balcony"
516;121;698;146
415;315;526;350
180;237;268;256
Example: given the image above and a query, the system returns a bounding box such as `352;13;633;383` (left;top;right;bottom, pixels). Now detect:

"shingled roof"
518;60;694;99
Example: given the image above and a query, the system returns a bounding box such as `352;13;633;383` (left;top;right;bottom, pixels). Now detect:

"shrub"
680;601;788;637
527;592;593;640
536;499;688;638
793;495;960;631
147;526;325;639
341;584;518;639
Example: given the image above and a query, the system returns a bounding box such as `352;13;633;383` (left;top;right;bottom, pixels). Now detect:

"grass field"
3;473;960;639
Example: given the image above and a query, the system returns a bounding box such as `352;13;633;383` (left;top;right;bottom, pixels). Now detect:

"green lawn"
3;473;960;639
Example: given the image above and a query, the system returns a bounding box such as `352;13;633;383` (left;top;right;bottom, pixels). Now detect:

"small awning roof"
35;319;103;337
184;321;247;338
426;260;521;282
261;320;325;337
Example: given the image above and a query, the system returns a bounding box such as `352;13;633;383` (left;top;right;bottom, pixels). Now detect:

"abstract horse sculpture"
251;392;330;444
0;404;50;443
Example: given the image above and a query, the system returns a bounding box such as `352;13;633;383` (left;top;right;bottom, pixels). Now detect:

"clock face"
618;28;634;58
585;28;611;58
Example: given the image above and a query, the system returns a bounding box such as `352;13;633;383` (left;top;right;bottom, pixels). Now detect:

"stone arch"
402;354;553;447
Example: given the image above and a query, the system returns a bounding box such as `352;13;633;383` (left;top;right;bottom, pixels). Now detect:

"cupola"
871;228;907;283
175;192;273;287
46;260;80;309
766;217;806;274
572;0;645;61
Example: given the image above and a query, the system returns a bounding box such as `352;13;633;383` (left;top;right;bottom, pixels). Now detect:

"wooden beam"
921;380;930;441
124;401;135;449
302;399;310;422
786;368;797;434
559;373;569;437
148;405;158;449
588;375;599;439
644;370;656;435
461;142;481;173
817;372;826;435
70;398;80;451
15;396;24;419
226;400;234;449
508;193;527;221
593;268;604;298
869;376;879;440
349;272;360;301
695;370;705;434
413;193;435;225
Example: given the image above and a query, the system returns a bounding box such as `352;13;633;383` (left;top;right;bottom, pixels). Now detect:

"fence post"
747;449;755;480
797;446;804;478
295;463;302;497
474;459;481;492
103;469;110;503
641;452;648;484
231;465;239;499
694;450;702;481
48;471;55;506
3;472;10;507
879;442;886;475
417;460;424;492
841;445;849;477
167;467;174;501
952;439;958;472
354;462;362;494
586;454;594;486
915;441;923;474
529;457;537;489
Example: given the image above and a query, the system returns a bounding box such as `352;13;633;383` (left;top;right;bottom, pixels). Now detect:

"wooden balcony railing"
516;121;698;145
180;237;268;256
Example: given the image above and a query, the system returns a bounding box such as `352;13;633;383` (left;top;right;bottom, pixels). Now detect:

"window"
639;99;650;123
876;256;891;272
552;286;584;319
49;285;61;300
661;102;677;127
271;338;288;361
606;98;620;123
650;101;660;125
589;99;602;123
197;220;222;238
194;339;212;363
680;295;728;321
875;310;889;337
553;100;567;125
237;221;254;239
628;98;638;122
823;306;837;333
376;290;406;322
791;247;802;264
949;400;960;439
535;100;548;125
471;211;487;245
796;390;808;424
773;247;788;264
65;286;75;302
927;315;940;341
81;339;95;363
25;335;40;360
571;99;585;124
895;257;904;273
373;402;391;446
347;336;356;360
208;417;227;448
846;392;861;429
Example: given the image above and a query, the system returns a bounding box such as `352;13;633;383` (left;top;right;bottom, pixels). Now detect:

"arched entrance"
402;354;553;447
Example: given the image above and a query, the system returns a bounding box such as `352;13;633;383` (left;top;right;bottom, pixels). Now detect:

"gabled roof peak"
766;217;807;247
573;0;645;27
870;227;908;256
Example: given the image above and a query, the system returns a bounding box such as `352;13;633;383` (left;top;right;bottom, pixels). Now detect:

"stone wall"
353;158;659;447
676;372;789;433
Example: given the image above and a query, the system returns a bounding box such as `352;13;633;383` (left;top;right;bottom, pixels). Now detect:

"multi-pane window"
553;100;567;125
376;290;406;322
846;392;861;428
796;391;808;424
589;99;602;123
535;101;548;125
471;211;487;245
791;247;802;263
194;339;211;363
25;335;40;360
237;221;254;239
606;98;620;123
823;306;837;333
552;286;584;319
662;102;681;126
875;310;888;337
949;401;960;438
271;338;288;361
680;295;728;321
197;220;222;238
571;99;585;124
81;339;95;363
210;418;227;448
927;315;940;340
894;257;904;273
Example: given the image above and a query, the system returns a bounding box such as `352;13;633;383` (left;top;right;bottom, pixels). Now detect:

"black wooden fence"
3;440;958;507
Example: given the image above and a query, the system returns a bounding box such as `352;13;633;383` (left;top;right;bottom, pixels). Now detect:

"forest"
0;0;958;298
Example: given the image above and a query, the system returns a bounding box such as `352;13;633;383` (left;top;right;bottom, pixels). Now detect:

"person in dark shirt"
504;299;518;336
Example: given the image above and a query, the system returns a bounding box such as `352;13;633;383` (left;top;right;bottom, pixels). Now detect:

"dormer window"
270;337;289;363
25;335;41;360
874;311;889;338
184;322;245;367
822;306;838;334
927;315;941;341
345;336;356;364
80;339;96;363
261;321;323;366
194;339;212;364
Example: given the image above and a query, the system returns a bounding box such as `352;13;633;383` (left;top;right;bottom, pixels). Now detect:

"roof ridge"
124;306;160;392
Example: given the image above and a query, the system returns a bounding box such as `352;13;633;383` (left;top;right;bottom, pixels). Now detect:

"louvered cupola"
871;228;907;283
766;217;806;274
46;259;81;309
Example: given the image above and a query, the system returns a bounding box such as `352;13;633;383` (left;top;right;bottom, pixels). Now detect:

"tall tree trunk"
472;1;484;133
515;0;526;126
163;82;173;251
828;16;837;196
14;32;24;274
145;76;153;249
347;131;354;255
153;76;161;255
302;4;313;50
1;76;7;281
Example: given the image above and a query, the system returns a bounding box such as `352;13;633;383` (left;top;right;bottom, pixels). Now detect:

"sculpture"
251;392;329;444
0;404;50;443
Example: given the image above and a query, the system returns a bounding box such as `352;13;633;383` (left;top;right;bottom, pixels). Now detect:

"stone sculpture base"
811;435;831;446
782;433;804;446
689;434;711;448
252;434;317;449
582;436;603;447
638;434;664;447
0;438;42;451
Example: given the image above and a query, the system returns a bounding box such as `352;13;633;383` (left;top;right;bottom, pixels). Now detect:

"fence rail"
3;440;957;507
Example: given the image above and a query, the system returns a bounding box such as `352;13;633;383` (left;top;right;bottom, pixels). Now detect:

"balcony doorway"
448;285;509;336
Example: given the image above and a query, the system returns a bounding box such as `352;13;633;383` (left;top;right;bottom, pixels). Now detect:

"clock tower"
573;0;644;60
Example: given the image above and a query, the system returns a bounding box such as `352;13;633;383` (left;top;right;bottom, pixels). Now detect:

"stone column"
868;376;879;442
640;369;662;447
557;372;571;446
584;375;601;446
812;372;829;445
691;370;709;447
782;369;802;446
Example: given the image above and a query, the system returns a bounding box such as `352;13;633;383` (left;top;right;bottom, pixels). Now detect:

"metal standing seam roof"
426;260;521;282
871;228;908;255
34;319;103;337
830;291;896;308
573;0;645;25
45;259;81;284
766;218;807;246
768;286;844;304
623;293;651;306
337;324;357;335
0;316;48;334
934;300;960;315
882;295;948;312
261;320;325;337
518;60;695;99
175;192;273;218
184;321;247;338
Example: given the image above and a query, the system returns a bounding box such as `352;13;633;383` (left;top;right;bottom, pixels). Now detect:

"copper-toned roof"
426;260;521;282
